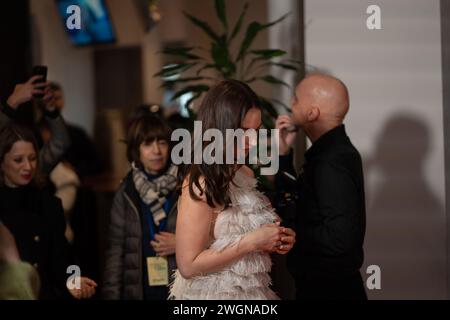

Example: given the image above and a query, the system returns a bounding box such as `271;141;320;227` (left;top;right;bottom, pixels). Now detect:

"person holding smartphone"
0;72;71;175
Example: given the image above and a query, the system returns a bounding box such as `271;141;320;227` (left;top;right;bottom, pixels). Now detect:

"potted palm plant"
154;0;302;129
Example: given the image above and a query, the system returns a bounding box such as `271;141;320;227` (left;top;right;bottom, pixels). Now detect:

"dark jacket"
0;185;74;299
64;123;102;178
102;173;178;300
276;125;366;279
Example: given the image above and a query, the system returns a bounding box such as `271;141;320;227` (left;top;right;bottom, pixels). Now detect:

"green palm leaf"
237;13;290;62
184;11;220;41
215;0;228;31
154;63;197;78
211;36;236;77
160;47;201;60
251;49;287;58
264;62;299;71
171;85;210;101
230;3;249;41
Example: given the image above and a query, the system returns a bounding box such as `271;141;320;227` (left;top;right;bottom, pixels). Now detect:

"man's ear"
307;106;320;122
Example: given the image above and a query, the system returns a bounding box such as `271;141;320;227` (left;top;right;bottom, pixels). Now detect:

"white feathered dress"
169;169;280;300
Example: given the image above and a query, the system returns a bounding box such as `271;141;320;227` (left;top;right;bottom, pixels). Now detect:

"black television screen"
56;0;116;46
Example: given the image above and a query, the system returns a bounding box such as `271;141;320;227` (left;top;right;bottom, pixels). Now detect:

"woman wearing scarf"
103;111;178;300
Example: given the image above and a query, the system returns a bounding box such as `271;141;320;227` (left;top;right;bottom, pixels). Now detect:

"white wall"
305;0;446;299
267;0;301;113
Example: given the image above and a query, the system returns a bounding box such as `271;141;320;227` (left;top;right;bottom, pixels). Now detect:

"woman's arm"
175;179;283;279
39;113;71;175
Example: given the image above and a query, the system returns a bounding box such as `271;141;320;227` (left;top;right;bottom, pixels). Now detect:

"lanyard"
147;200;170;241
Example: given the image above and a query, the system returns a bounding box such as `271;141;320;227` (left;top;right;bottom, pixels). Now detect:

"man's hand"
276;115;298;156
68;277;97;299
0;223;20;263
151;232;176;257
6;76;49;109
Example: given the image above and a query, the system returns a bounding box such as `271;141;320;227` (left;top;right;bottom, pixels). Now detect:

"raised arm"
39;112;71;175
0;76;47;130
38;87;71;175
0;77;71;175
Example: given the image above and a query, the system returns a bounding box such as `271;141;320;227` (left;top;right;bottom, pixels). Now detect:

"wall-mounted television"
56;0;116;46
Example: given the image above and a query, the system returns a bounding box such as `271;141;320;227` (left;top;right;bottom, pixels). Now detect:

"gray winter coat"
102;173;178;300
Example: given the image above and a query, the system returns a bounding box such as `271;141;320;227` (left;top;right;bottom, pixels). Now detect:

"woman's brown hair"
180;79;261;208
0;123;44;187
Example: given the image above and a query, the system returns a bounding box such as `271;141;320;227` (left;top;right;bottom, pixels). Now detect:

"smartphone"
32;65;48;99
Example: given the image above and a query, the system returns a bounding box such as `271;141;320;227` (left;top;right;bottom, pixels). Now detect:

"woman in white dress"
170;80;296;300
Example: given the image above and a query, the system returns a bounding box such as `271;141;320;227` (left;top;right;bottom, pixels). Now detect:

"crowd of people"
0;73;367;300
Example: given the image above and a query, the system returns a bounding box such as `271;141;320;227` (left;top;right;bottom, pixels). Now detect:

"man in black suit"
275;74;367;300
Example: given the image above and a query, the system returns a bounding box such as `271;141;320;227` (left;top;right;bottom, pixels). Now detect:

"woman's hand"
151;232;176;257
68;277;97;299
6;76;49;109
244;223;284;253
275;227;296;255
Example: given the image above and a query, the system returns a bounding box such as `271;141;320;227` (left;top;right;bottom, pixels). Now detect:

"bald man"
275;74;367;300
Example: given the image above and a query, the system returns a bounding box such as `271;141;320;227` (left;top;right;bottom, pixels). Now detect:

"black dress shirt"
277;125;366;278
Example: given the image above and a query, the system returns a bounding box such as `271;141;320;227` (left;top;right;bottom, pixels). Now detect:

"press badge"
147;257;169;286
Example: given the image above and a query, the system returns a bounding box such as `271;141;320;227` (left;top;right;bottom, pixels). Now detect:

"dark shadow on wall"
363;113;446;299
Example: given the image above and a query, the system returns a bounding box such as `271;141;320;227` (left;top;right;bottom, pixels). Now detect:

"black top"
64;123;102;178
0;185;74;299
276;125;366;278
